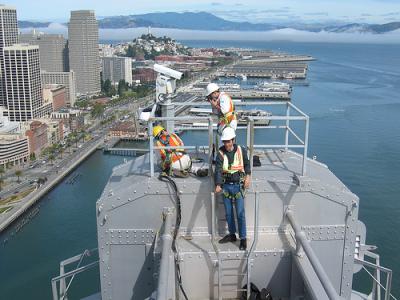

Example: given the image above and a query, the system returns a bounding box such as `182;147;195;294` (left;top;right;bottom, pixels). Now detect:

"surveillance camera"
153;64;183;80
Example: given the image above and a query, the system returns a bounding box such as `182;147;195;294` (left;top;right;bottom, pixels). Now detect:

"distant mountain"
98;12;281;31
19;12;400;34
324;22;400;33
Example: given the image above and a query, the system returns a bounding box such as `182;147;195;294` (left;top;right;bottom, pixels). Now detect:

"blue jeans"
222;183;246;239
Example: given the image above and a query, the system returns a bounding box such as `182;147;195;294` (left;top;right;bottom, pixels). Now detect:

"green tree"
102;79;113;96
0;166;5;179
15;170;22;183
30;152;36;161
0;178;4;191
91;103;105;118
49;154;55;164
118;79;128;96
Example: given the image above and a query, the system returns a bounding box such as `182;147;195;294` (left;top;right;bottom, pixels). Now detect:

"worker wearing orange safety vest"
153;125;191;176
206;83;237;134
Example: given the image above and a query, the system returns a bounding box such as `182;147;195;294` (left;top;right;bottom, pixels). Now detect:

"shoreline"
0;138;104;233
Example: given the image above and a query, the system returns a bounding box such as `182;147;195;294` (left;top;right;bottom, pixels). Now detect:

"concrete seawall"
0;138;104;233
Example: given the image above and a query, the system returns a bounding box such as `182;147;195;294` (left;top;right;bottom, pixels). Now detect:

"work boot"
219;234;237;244
239;239;247;250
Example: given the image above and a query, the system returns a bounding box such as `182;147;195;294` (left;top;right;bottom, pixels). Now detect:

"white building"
3;44;44;121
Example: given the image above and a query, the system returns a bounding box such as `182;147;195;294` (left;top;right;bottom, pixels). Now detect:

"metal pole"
286;210;341;300
302;116;310;176
211;192;216;241
385;270;392;300
210;191;222;300
247;192;259;299
59;264;66;299
149;122;154;177
249;119;255;175
51;280;59;300
246;118;251;151
157;209;174;300
376;255;381;300
208;117;213;176
285;102;290;151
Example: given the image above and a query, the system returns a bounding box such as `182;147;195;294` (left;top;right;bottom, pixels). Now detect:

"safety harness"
218;92;237;128
157;133;190;177
220;145;246;200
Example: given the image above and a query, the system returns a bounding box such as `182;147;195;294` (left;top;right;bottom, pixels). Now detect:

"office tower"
3;44;43;121
68;10;100;96
20;31;68;72
0;5;18;106
41;71;76;107
102;56;133;85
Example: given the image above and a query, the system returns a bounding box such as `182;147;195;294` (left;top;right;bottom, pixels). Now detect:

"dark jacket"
215;144;251;186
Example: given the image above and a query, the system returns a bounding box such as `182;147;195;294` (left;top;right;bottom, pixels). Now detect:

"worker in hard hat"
205;83;237;134
215;127;251;250
153;125;191;177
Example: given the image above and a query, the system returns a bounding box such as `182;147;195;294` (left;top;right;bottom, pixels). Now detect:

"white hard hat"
221;127;236;141
206;83;220;96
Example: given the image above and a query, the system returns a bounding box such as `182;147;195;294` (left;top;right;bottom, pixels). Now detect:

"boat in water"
257;81;292;93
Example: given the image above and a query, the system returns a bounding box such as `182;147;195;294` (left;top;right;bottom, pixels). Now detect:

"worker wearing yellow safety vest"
153;125;191;176
215;127;251;250
206;83;237;134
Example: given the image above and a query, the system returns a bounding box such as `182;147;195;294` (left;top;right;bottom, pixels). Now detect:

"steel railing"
147;101;310;177
354;252;395;300
51;248;99;300
285;209;343;300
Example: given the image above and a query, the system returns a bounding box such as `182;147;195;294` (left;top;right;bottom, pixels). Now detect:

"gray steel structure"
68;10;100;96
52;101;394;300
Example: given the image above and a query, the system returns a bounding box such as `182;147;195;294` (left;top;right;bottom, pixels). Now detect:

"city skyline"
5;0;400;24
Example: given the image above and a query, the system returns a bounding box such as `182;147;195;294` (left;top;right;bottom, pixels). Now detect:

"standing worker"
206;83;237;134
153;125;191;177
215;127;251;250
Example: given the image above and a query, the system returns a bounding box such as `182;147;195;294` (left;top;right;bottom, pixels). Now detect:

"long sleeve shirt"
215;144;251;186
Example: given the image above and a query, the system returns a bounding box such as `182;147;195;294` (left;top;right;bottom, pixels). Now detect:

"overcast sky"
3;0;400;24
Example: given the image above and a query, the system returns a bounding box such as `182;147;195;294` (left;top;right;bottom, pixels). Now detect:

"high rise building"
20;31;68;72
3;44;44;121
41;71;76;107
0;5;18;107
68;10;100;96
102;56;133;85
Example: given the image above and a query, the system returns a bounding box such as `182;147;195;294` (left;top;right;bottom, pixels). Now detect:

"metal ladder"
211;191;260;300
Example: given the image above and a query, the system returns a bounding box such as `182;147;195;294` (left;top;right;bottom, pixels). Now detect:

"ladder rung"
221;258;247;261
223;288;247;292
222;273;247;276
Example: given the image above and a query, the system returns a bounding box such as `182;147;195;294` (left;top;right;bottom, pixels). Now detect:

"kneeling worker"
153;125;191;176
215;127;251;250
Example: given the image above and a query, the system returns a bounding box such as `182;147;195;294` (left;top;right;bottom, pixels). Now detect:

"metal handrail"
157;208;175;300
51;248;99;300
247;191;260;298
147;101;310;177
354;254;395;300
285;209;342;300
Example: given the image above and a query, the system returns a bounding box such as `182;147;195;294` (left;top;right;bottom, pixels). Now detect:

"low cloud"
19;22;400;45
